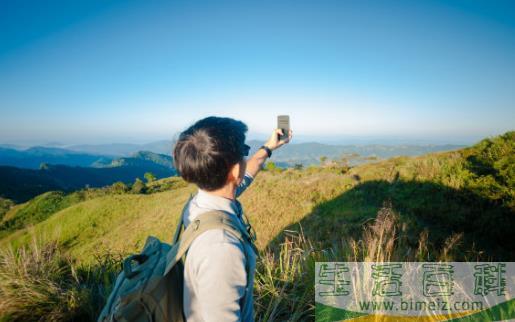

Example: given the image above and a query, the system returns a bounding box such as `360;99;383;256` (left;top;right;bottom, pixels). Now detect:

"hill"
0;131;512;321
0;146;113;169
65;139;464;167
1;140;463;171
0;151;176;203
67;140;173;156
2;132;512;258
246;140;464;167
102;151;174;169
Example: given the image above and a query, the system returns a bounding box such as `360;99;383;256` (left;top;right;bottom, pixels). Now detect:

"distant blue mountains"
0;147;175;202
0;140;464;202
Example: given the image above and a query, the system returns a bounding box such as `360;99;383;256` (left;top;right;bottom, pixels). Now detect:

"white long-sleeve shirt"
181;172;257;322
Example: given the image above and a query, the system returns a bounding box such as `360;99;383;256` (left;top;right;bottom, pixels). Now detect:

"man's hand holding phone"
264;115;292;151
264;128;292;150
246;115;292;178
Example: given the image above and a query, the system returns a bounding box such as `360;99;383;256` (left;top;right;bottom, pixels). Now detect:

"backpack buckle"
240;212;257;242
193;219;200;231
245;222;257;242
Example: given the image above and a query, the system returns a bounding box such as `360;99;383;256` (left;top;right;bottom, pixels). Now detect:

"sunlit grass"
0;131;512;321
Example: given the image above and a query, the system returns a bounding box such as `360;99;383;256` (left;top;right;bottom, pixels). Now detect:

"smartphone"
277;115;290;141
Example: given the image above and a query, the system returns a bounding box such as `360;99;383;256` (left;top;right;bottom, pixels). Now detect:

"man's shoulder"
185;229;246;273
182;200;246;259
189;228;244;253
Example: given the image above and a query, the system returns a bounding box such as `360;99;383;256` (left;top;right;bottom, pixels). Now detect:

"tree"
144;172;156;184
320;156;327;165
110;181;128;194
340;165;351;175
294;163;304;170
131;178;147;194
339;157;349;168
0;197;14;221
265;161;277;171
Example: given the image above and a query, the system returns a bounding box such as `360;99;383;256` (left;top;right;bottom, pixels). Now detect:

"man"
172;116;292;321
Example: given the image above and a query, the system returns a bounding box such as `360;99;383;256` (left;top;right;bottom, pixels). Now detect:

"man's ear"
228;161;241;183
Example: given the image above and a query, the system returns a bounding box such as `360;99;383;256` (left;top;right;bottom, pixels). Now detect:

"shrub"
0;198;14;221
264;161;277;171
108;181;129;195
144;172;156;184
463;131;514;208
130;178;147;194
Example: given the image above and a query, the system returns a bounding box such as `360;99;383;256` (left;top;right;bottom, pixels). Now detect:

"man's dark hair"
173;116;248;191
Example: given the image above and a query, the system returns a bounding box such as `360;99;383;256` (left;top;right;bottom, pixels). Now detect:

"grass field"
0;131;513;321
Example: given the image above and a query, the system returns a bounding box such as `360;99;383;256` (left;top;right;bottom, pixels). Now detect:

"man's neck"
205;184;236;200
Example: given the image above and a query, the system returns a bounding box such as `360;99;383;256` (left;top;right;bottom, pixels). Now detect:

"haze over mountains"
0;139;464;203
0;140;465;168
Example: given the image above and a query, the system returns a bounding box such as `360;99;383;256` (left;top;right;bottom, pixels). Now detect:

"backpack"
97;195;257;322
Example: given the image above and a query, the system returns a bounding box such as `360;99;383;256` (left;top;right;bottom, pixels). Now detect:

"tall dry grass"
253;202;464;321
0;239;88;321
0;204;462;321
0;239;120;321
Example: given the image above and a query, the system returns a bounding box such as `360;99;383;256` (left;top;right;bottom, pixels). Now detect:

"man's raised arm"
245;128;292;179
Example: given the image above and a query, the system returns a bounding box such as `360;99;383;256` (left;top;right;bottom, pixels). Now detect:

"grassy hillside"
0;132;513;321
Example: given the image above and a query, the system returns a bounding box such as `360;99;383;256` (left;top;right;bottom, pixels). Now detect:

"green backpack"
97;196;257;322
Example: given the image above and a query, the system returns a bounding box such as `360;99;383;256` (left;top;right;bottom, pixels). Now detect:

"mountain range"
0;140;465;169
0;140;465;202
0;151;175;203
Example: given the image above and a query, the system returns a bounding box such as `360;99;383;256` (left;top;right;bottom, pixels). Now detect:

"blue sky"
0;0;514;145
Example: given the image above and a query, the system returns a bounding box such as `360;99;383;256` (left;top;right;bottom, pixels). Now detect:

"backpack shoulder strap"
172;193;195;244
164;209;257;316
164;210;253;276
